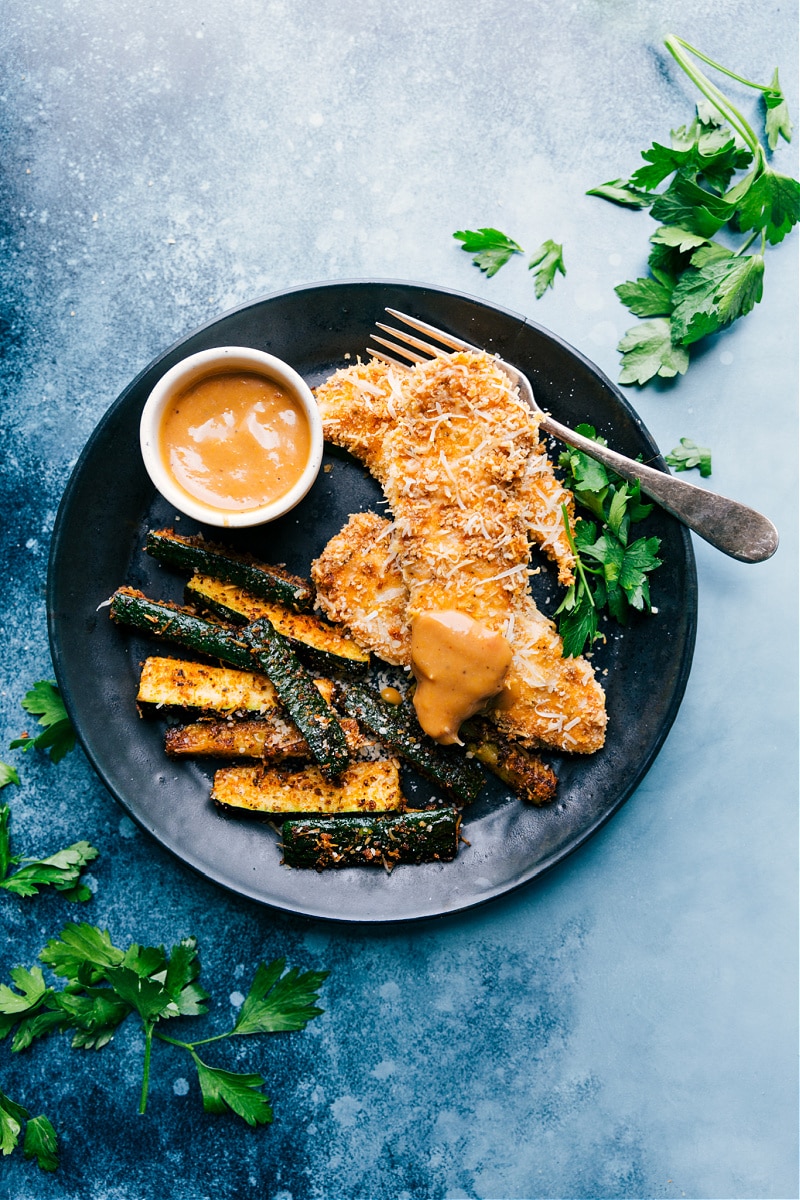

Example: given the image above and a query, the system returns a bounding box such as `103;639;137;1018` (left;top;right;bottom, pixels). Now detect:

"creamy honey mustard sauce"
159;370;311;512
410;610;513;745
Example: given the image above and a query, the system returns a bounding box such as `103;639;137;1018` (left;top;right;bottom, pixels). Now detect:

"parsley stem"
560;505;595;607
664;34;763;164
139;1024;154;1115
733;228;762;257
667;36;776;97
154;1030;231;1050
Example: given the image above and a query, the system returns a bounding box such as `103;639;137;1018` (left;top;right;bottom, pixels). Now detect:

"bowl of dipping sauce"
139;346;323;527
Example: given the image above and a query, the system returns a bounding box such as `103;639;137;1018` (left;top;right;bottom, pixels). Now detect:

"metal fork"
368;309;779;564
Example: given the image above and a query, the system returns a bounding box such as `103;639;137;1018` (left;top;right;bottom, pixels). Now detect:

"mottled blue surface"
1;2;797;1198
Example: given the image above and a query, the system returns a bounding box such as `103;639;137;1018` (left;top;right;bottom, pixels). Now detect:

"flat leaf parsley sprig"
0;923;328;1126
555;427;662;657
588;34;799;385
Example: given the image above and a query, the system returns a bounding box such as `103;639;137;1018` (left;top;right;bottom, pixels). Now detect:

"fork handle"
541;415;779;564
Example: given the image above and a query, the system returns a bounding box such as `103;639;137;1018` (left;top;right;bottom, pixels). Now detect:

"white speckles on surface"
172;1077;190;1096
369;1059;396;1080
330;1094;363;1127
118;816;137;839
229;990;245;1008
378;980;401;1002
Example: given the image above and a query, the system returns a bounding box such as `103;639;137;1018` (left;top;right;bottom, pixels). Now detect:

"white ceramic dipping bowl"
139;346;323;528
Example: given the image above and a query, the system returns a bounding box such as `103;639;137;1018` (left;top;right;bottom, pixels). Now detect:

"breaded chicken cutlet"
313;353;606;753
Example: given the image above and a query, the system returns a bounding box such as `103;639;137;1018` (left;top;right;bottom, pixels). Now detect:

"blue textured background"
1;2;797;1198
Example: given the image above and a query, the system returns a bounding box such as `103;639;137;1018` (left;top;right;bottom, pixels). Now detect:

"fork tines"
366;308;478;369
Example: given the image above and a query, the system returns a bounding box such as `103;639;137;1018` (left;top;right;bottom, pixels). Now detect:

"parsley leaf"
528;240;566;297
233;959;328;1036
665;438;712;476
192;1055;273;1125
615;276;674;317
23;1114;58;1172
735;169;800;245
39;923;125;980
0;1088;28;1156
10;682;75;763
670;254;764;345
453;227;523;276
0;762;20;789
586;179;653;208
0;966;50;1015
617;318;690;385
764;69;793;150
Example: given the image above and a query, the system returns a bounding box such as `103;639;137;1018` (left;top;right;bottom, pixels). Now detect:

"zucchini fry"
212;759;402;815
165;715;362;760
185;574;369;677
282;807;461;869
145;528;313;610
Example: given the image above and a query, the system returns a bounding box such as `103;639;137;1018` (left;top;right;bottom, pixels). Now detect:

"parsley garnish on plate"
665;438;712;476
555;426;662;657
10;682;75;764
0;925;328;1126
589;34;799;385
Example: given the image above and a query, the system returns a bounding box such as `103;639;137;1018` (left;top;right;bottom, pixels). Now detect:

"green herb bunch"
555;427;662;657
0;923;327;1128
589;35;799;385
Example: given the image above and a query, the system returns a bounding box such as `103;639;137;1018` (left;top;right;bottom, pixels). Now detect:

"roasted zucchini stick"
145;528;313;610
165;715;362;760
185;574;369;677
138;657;279;715
463;719;558;806
336;683;485;805
281;807;461;870
212;760;402;815
241;618;350;779
110;589;255;669
137;656;335;718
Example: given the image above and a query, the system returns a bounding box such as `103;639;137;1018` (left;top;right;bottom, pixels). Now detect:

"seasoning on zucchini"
165;715;362;760
336;683;486;806
240;618;350;780
462;719;558;806
281;807;461;870
185;574;370;678
110;588;255;670
212;759;402;816
145;528;313;611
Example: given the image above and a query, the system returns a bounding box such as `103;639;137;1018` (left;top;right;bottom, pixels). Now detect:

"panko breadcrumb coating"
315;355;577;584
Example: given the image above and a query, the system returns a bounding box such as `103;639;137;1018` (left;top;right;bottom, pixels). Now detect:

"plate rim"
46;276;698;923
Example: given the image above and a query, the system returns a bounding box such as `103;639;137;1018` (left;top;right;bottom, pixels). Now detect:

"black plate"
47;280;697;923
